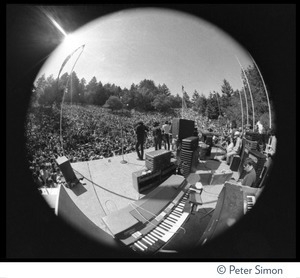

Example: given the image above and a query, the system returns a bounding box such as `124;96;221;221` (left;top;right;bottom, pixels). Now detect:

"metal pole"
58;44;85;155
250;55;272;129
215;93;221;116
182;86;184;119
238;90;244;132
236;56;255;131
213;92;221;128
120;98;127;164
240;80;249;127
59;88;66;156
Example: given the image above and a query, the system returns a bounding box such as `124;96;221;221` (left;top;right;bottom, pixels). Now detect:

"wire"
202;187;220;196
86;160;107;215
130;199;187;235
198;208;215;221
73;167;138;201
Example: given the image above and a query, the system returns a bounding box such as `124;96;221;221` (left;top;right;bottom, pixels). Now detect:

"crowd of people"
25;104;275;189
26;104;186;188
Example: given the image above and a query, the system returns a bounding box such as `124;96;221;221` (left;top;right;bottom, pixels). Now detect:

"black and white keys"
130;191;190;254
244;195;256;214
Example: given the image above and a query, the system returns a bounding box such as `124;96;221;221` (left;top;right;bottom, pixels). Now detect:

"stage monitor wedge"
56;156;78;184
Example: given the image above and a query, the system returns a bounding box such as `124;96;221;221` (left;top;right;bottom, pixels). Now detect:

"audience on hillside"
26;104;273;188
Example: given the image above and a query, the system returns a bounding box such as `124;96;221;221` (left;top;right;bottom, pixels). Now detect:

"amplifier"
171;118;194;140
245;131;260;141
230;155;241;171
210;169;233;185
132;169;161;193
204;134;213;156
161;163;177;181
244;138;258;151
145;150;171;171
199;142;209;160
182;136;199;151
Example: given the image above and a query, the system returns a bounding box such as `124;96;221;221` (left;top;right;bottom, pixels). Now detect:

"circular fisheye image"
25;7;277;256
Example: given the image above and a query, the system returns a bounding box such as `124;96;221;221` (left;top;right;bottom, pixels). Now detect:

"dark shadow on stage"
159;206;215;253
71;182;88;196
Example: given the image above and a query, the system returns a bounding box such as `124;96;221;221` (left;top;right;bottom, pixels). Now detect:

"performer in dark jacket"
135;121;149;160
152;122;162;150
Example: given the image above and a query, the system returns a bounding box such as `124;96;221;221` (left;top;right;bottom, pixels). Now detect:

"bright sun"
62;33;84;52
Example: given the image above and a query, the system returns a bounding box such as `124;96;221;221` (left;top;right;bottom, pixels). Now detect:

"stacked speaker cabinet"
171;118;194;140
180;136;199;178
145;149;171;172
182;136;199;151
180;149;194;178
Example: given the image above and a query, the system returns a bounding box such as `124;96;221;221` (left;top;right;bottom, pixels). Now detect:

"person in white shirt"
225;131;243;165
256;120;264;134
162;121;171;150
265;128;277;157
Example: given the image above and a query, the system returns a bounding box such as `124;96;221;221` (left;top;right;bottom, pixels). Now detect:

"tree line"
32;63;275;131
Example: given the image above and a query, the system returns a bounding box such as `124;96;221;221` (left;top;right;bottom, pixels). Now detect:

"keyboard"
129;190;190;254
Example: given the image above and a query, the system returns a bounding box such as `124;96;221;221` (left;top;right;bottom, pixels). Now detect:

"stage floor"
56;146;236;237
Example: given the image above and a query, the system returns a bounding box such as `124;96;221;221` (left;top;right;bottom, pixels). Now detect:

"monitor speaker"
56;156;78;186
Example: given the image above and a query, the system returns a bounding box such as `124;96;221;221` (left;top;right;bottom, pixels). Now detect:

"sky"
37;8;254;98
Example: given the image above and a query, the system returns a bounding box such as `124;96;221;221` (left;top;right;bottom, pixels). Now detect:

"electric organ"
102;175;261;255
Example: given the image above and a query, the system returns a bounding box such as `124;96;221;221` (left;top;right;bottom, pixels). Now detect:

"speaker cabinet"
230;155;241;171
145;150;171;172
132;169;161;193
182;136;199;151
171;118;194;140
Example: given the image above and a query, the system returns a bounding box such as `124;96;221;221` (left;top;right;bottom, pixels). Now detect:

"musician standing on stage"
162;121;171;150
240;158;257;187
152;122;162;150
135;121;149;160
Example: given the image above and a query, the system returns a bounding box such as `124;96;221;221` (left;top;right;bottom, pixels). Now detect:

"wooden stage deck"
53;146;238;242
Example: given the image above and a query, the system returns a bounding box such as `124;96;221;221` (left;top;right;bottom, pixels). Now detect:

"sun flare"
62;33;85;52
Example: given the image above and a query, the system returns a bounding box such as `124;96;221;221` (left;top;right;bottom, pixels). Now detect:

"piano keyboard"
129;191;190;254
244;195;256;214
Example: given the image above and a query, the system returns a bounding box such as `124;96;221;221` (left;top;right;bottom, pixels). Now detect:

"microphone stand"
120;100;127;164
